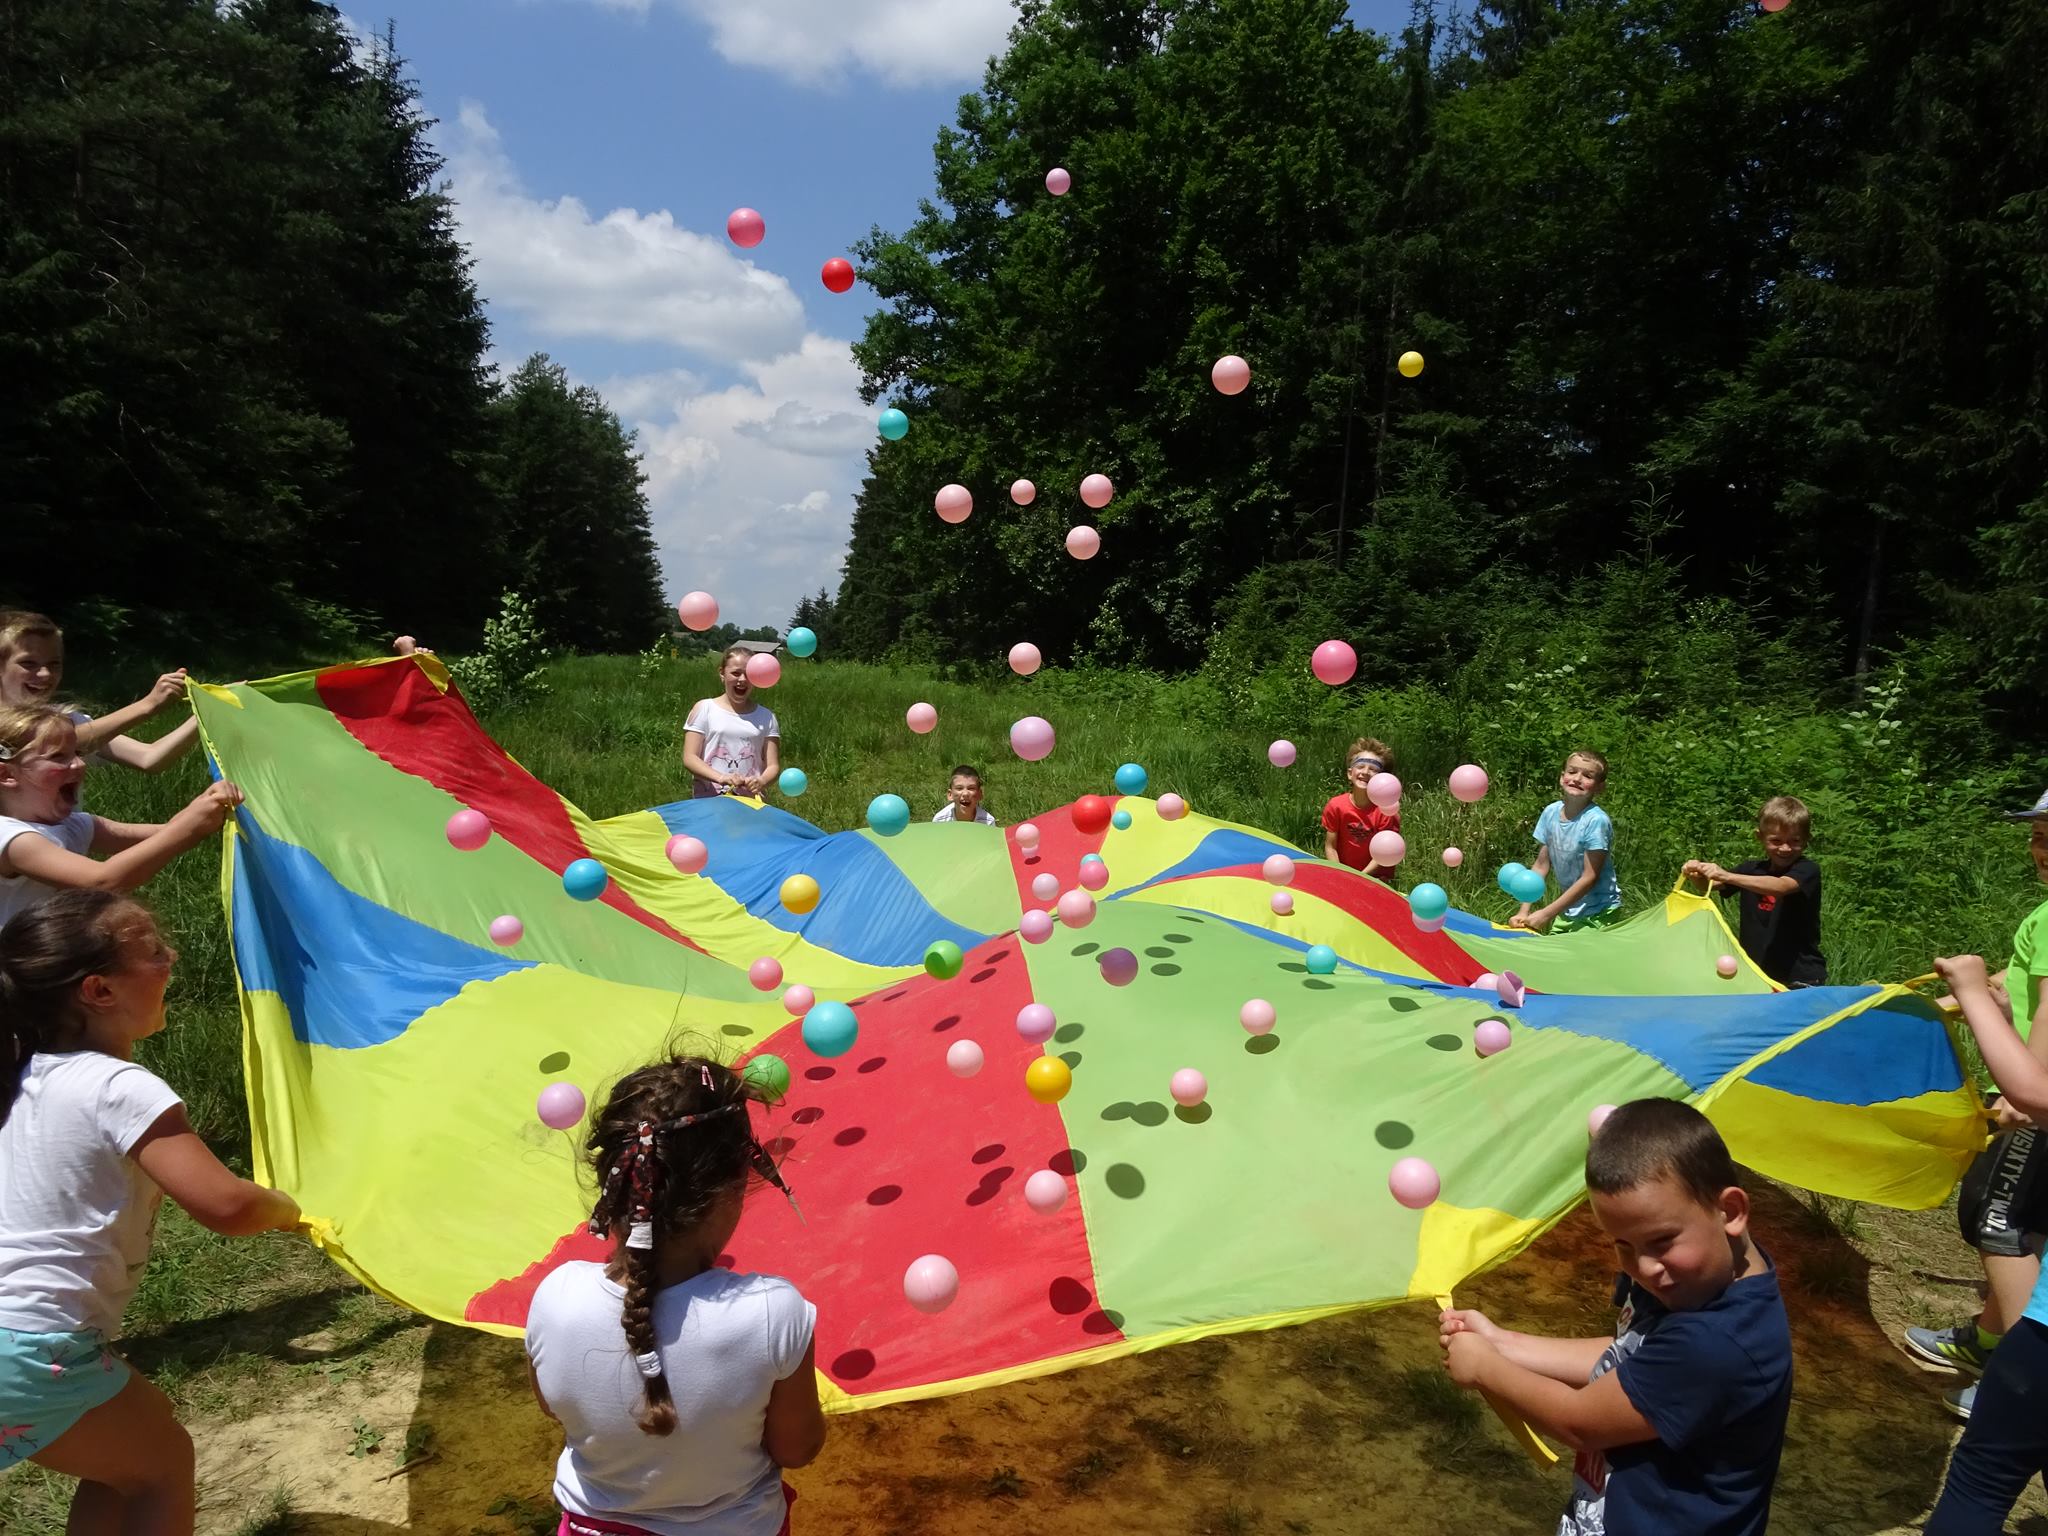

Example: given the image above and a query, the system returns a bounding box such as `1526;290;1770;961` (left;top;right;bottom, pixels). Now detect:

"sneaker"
1903;1323;1991;1374
1942;1382;1976;1420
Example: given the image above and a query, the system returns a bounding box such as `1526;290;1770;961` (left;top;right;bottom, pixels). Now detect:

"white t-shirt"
527;1262;815;1535
0;812;97;932
931;803;996;825
684;700;780;800
0;1051;182;1337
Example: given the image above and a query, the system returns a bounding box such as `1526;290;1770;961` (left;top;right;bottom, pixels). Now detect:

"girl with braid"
525;1054;826;1536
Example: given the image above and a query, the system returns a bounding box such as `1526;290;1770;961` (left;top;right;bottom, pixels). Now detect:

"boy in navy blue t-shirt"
1441;1100;1793;1535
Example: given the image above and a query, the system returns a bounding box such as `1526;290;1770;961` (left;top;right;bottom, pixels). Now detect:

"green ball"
924;940;965;980
742;1052;791;1105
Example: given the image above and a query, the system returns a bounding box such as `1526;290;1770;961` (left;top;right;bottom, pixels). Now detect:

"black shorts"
1957;1125;2048;1257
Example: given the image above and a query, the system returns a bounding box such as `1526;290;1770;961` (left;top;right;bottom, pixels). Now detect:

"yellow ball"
779;873;821;915
1025;1056;1073;1105
1398;350;1425;378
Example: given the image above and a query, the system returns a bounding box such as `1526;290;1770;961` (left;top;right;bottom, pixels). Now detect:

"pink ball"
1156;793;1187;821
1267;739;1297;768
1589;1104;1617;1136
1169;1068;1208;1107
1471;971;1499;993
1045;166;1071;196
906;701;938;734
1056;889;1096;928
1474;1019;1512;1056
1441;846;1464;869
726;207;765;248
1078;860;1109;892
1366;772;1402;810
1211;354;1251;396
947;1039;985;1078
1496;970;1527;1009
488;914;524;946
1262;854;1296;886
1015;1003;1057;1043
445;808;491;851
1010;715;1056;762
1240;998;1276;1035
1015;822;1041;848
1716;954;1740;979
1031;872;1059;902
744;652;781;689
677;590;719;631
665;833;709;874
1270;890;1294;916
1412;913;1447;934
1311;639;1358;686
1010;478;1036;506
1389;1156;1441;1210
537;1082;586;1131
781;984;815;1016
1368;830;1406;866
1024;1168;1068;1214
1019;909;1055;944
1065;525;1100;560
934;483;973;524
1009;642;1042;676
1098;948;1138;986
903;1254;959;1314
748;956;783;991
1448;764;1490;803
1079;473;1115;509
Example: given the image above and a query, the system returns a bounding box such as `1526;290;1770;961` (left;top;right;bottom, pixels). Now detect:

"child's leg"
31;1371;195;1536
1924;1316;2048;1535
1981;1250;2041;1334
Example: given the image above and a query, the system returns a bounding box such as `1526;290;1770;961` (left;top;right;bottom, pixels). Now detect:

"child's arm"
1444;1333;1658;1453
1941;955;2048;1122
1441;1309;1609;1384
131;1104;300;1236
6;783;240;891
1699;865;1799;898
1521;848;1604;930
1323;829;1341;862
762;1336;828;1467
681;727;740;792
753;734;782;795
70;671;189;754
95;715;200;774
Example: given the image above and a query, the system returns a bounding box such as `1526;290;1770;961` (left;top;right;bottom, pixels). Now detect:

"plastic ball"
1010;478;1036;506
1496;970;1527;1009
749;956;784;991
1368;830;1407;866
1099;947;1138;986
677;591;719;631
742;1053;791;1105
1169;1068;1208;1107
1497;861;1530;895
1111;809;1132;830
1010;715;1056;762
1025;1055;1073;1104
906;701;938;734
1409;882;1450;921
785;626;818;658
781;984;814;1016
744;652;781;689
1716;954;1740;979
1071;796;1113;835
1009;642;1042;676
1211;354;1251;396
924;940;965;980
778;767;808;798
878;408;909;441
1065;525;1100;560
1024;1169;1068;1214
1366;772;1403;810
1509;868;1548;905
1030;873;1059;903
1413;913;1448;934
947;1039;984;1078
1240;998;1277;1035
1056;889;1096;928
445;808;492;852
801;1001;859;1058
1046;166;1071;195
866;794;912;837
1448;764;1490;803
537;1082;586;1130
1113;762;1149;796
1079;473;1114;509
666;834;709;875
726;207;765;247
822;257;856;293
1397;349;1425;378
1015;821;1041;848
1078;860;1110;892
934;483;973;524
1304;943;1339;975
1270;890;1294;916
1156;793;1188;821
488;914;523;946
778;869;816;912
562;858;608;901
1015;1003;1057;1044
1268;739;1297;768
1311;639;1358;686
1389;1156;1440;1209
1019;909;1055;944
1589;1104;1617;1135
1761;0;1788;10
1474;1018;1513;1057
1263;854;1296;886
903;1254;959;1314
1442;846;1464;869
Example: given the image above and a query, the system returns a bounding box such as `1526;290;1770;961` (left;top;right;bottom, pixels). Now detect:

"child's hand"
1439;1307;1504;1350
1935;955;1992;996
184;781;244;831
1994;1097;2035;1130
148;669;190;711
1443;1330;1499;1386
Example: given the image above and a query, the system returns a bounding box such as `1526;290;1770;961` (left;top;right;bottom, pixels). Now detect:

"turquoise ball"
1305;943;1339;976
1409;882;1450;921
786;626;818;658
1111;810;1132;830
1113;762;1149;796
562;858;608;901
878;408;909;441
779;767;809;797
802;1001;859;1058
867;794;911;837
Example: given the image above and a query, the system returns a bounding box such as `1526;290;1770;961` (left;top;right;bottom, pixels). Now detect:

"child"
1514;750;1621;932
1440;1099;1793;1535
1682;795;1828;987
683;648;781;800
1321;738;1400;882
0;891;301;1530
525;1053;826;1535
0;707;243;930
931;765;996;825
0;610;198;773
1923;945;2048;1533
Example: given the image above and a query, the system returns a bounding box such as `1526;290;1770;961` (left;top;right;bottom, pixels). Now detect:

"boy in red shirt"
1321;737;1399;882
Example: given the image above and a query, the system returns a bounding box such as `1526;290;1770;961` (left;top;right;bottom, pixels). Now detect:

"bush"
445;591;551;711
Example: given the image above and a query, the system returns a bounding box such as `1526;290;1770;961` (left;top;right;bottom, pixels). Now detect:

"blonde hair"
0;612;61;672
0;705;75;764
719;645;753;670
1758;795;1811;838
1566;749;1609;782
1347;737;1394;770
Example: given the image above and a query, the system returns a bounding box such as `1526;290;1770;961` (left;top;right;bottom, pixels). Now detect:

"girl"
0;611;198;773
0;890;301;1532
525;1054;826;1536
683;649;781;799
0;706;243;930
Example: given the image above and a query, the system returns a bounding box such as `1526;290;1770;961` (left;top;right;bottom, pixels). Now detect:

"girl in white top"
683;649;781;800
525;1054;826;1536
0;890;300;1529
0;706;243;932
0;610;199;774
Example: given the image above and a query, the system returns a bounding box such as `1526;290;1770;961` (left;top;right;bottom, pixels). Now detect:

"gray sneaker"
1942;1382;1976;1420
1903;1322;1991;1374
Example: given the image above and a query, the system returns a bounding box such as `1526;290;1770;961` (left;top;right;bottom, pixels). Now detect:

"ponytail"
0;890;153;1124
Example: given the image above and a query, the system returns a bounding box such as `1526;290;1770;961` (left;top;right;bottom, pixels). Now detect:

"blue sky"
359;0;1415;628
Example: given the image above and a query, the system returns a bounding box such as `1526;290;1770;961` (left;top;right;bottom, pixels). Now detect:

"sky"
357;0;1414;630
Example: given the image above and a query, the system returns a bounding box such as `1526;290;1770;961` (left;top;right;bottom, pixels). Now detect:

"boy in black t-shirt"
1683;795;1827;987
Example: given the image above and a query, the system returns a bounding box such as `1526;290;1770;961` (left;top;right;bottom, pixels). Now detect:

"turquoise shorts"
0;1327;131;1467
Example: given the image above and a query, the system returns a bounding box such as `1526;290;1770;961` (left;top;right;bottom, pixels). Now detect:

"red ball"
821;257;855;293
1071;795;1113;835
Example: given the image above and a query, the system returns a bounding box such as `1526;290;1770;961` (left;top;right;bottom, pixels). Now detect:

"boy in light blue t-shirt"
1513;749;1621;933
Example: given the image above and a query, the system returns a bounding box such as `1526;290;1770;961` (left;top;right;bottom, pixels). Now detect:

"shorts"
559;1484;797;1536
1957;1126;2048;1258
0;1327;131;1467
1554;907;1623;935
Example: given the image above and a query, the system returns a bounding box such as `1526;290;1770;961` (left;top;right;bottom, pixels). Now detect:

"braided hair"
0;890;156;1124
584;1053;789;1436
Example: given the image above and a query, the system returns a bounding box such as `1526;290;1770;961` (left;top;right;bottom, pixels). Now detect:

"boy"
931;765;996;825
1440;1099;1793;1535
1321;738;1399;882
1682;795;1827;987
1513;750;1620;932
1899;787;2048;1420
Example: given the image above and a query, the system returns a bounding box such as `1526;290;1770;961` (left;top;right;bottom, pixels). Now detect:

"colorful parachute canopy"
198;657;1985;1411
